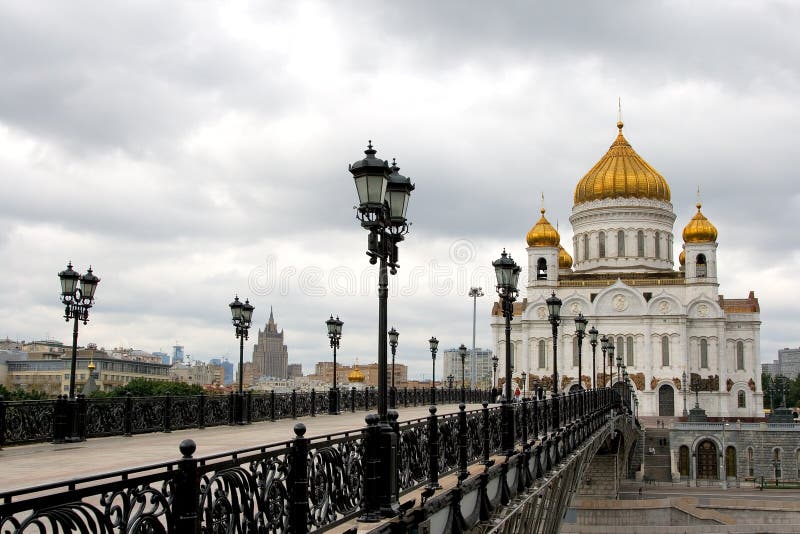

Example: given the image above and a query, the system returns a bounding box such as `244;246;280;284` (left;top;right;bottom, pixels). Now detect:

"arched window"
726;446;737;478
616;336;625;366
738;390;746;408
700;339;708;368
538;340;546;369
627;337;634;367
583;234;589;261
572;336;579;367
655;231;661;258
668;235;673;261
774;448;782;479
661;336;670;366
599;231;606;258
736;341;745;370
537;258;547;280
617;230;625;256
696;253;707;277
637;230;645;257
747;447;754;477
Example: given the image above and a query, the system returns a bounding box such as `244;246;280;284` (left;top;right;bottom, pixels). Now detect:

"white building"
491;119;763;418
442;348;494;388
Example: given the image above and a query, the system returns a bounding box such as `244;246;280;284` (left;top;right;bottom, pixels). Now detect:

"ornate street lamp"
350;144;413;520
588;326;598;390
230;295;254;425
607;339;615;389
58;262;100;400
574;313;588;390
600;335;609;388
616;351;623;387
388;327;399;409
491;354;499;391
429;336;439;405
493;249;521;454
546;291;562;429
458;343;468;403
682;370;688;416
521;371;527;398
447;374;454;389
326;315;343;415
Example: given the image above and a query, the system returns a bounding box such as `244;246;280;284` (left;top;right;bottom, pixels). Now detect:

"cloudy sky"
1;1;798;378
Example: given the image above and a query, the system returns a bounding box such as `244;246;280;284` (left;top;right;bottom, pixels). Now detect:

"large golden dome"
574;122;671;205
348;366;365;383
526;208;560;247
682;203;718;243
558;245;573;269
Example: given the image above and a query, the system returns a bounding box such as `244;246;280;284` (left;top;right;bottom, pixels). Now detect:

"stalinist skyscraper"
252;307;289;379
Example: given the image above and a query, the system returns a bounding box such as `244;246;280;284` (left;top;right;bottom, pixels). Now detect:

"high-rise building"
251;307;289;379
209;357;235;385
287;363;303;378
491;118;763;418
172;344;185;365
763;348;800;380
442;348;493;388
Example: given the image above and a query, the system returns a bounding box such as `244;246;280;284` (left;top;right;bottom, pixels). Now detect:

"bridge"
0;388;639;533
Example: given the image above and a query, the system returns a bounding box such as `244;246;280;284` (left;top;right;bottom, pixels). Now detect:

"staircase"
578;454;618;496
643;428;672;482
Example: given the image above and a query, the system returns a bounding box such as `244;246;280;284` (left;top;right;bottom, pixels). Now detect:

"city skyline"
0;2;798;380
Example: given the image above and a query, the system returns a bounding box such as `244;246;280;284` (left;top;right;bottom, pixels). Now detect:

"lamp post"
493;249;521;454
326;315;343;415
469;287;483;388
588;326;598;390
388;327;399;409
58;262;100;400
721;418;728;490
447;374;454;390
521;371;527;398
230;296;254;425
600;335;609;388
458;343;468;403
350;143;414;520
616;351;623;388
607;339;615;388
546;291;563;430
429;336;438;405
682;370;688;416
491;354;499;392
574;313;587;389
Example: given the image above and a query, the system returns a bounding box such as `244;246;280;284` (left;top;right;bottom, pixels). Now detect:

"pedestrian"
638;487;642;499
514;387;521;402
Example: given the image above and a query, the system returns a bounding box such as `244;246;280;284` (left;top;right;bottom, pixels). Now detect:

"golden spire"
526;196;560;247
617;97;623;130
682;200;718;243
573;117;671;205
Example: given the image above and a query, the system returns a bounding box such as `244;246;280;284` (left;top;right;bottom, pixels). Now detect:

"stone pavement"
0;402;485;493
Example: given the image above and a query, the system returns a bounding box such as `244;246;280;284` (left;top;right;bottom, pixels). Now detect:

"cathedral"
491;119;763;418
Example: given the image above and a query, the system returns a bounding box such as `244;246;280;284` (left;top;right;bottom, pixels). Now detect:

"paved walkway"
0;403;485;493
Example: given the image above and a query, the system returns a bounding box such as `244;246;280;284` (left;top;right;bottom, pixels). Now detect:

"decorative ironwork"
307;433;365;529
4;400;54;444
86;398;125;437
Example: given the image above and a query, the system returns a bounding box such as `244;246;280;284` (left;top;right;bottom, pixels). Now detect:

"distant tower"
252;307;289;379
172;344;185;365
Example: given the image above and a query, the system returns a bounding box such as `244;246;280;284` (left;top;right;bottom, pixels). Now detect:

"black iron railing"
0;388;617;533
0;387;492;447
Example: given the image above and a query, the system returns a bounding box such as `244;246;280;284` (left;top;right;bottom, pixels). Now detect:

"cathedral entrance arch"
697;440;718;479
658;384;674;416
569;384;582;394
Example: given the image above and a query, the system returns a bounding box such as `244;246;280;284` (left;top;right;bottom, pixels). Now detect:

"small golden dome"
679;249;686;266
574;121;671;205
526;208;560;247
682;203;718;243
348;367;365;383
88;360;96;371
558;245;573;269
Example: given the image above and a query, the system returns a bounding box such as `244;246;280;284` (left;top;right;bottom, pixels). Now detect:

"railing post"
359;414;382;522
458;403;468;484
403;387;409;408
521;399;529;445
351;387;356;413
163;392;172;433
365;387;370;411
175;439;200;533
427;406;442;490
532;398;539;440
270;390;276;422
52;395;66;444
228;391;235;424
552;394;560;431
311;388;316;417
291;389;298;419
289;423;309;534
481;401;491;466
246;390;252;424
76;394;88;441
198;392;206;429
124;392;133;436
413;387;418;407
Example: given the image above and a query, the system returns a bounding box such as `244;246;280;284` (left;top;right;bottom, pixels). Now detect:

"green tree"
109;378;204;397
0;385;49;400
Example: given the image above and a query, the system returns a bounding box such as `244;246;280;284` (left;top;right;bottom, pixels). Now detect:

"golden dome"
574;122;671;205
682;203;718;243
558;245;573;269
348;367;365;383
679;249;686;266
88;360;96;371
526;208;560;247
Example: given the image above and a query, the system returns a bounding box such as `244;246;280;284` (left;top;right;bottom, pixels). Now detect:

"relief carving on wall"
697;303;710;317
613;294;628;312
570;302;582;315
726;378;734;392
561;375;573;390
581;375;592;389
658;300;671;314
650;376;658;390
690;373;719;391
537;306;547;319
748;378;756;392
598;372;612;388
630;372;645;391
672;377;682;391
